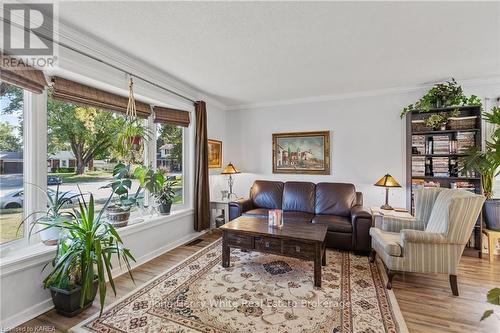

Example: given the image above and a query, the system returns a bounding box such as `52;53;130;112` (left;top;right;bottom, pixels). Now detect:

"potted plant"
117;118;151;154
460;106;500;230
21;185;78;245
155;177;178;215
423;109;459;130
103;164;165;227
37;191;135;317
400;78;482;118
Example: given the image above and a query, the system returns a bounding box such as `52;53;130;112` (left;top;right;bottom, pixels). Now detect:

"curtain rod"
1;16;197;104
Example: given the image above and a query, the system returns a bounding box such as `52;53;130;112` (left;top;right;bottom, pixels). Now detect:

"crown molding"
226;76;500;111
51;16;227;110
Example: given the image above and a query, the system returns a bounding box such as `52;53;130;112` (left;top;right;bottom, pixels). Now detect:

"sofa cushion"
282;182;316;213
312;215;352;233
370;228;402;257
315;183;356;217
283;211;314;223
242;208;269;218
250;180;284;209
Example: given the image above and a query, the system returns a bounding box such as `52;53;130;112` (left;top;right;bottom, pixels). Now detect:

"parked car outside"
47;176;63;186
0;188;79;209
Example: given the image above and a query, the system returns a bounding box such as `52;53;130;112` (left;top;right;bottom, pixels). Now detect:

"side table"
370;207;413;229
482;229;500;262
210;199;241;228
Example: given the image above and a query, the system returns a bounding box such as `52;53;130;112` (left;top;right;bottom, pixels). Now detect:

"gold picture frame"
272;131;330;175
208;139;222;169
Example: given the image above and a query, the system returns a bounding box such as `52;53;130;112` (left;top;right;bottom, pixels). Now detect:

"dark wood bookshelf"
406;105;483;257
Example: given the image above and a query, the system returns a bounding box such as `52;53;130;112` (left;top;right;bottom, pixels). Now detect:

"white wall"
207;103;230;200
211;80;500;209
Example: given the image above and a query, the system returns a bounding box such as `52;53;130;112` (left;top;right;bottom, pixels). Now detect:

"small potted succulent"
155;178;178;215
35;191;135;317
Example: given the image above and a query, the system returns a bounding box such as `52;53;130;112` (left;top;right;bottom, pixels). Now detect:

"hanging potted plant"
155;177;178;215
460;106;500;230
32;191;135;317
20;185;79;245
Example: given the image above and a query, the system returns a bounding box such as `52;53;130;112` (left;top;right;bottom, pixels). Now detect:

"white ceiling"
59;1;500;108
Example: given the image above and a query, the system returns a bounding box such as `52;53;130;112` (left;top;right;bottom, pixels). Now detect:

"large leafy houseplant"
400;78;482;118
460;106;500;230
103;163;165;227
40;191;135;316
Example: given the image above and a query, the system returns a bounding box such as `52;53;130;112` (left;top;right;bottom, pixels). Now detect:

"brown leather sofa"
228;180;372;254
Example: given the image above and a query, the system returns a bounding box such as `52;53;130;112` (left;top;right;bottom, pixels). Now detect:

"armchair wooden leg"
369;249;376;263
449;274;459;296
386;269;395;290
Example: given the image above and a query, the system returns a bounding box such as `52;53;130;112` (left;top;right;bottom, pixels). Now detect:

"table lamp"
374;174;401;210
221;162;240;200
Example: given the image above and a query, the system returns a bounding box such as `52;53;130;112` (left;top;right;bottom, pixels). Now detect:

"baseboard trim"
0;230;208;331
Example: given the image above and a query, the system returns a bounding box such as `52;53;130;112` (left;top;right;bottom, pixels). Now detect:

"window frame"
0;89;47;252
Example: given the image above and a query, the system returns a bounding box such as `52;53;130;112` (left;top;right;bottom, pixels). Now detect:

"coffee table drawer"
226;233;253;248
283;240;315;259
255;236;281;253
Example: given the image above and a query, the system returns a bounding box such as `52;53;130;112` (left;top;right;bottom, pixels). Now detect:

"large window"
0;83;25;244
156;123;184;205
46;91;143;217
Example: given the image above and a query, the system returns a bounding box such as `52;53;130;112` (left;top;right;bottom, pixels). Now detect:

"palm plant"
460;106;500;199
42;190;135;315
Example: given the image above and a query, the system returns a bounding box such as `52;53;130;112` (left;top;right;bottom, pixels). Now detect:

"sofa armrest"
400;229;447;246
351;206;372;253
228;198;253;221
381;216;425;233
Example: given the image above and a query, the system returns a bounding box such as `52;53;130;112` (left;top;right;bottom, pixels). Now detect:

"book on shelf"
457;131;475;153
431;156;449;177
450;181;477;193
432;135;450;154
412;135;425;155
411;156;425;176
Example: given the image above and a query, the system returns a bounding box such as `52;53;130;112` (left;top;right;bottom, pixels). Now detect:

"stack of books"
412;156;426;176
432;156;450;177
412;135;426;155
449;140;458;154
451;181;477;193
432;135;450;154
457;132;475;153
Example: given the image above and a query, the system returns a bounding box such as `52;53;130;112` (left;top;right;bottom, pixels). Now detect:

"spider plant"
20;184;79;245
42;190;136;315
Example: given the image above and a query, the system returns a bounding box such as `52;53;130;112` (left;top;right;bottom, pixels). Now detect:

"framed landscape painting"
272;131;330;174
208;139;222;168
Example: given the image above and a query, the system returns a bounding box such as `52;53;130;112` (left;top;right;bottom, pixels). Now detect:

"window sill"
0;208;194;278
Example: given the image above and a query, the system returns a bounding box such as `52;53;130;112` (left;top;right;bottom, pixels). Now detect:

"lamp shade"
374;174;401;188
221;162;240;175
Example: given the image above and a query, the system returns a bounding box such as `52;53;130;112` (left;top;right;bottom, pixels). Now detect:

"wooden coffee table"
219;216;328;287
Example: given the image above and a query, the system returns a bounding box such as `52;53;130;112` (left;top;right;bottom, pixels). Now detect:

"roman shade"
153;106;190;127
0;53;47;94
51;76;151;117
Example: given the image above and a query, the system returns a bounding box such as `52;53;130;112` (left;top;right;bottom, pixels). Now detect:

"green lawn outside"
0;209;23;244
49;170;113;183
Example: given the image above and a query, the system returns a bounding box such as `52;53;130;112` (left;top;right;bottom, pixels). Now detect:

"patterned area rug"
71;239;408;333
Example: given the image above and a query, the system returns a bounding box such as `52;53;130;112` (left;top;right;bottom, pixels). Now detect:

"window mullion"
23;90;47;244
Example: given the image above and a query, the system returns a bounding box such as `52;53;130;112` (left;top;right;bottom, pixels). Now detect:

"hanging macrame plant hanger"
126;77;141;150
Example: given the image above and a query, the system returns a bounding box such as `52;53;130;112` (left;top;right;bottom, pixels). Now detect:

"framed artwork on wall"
272;131;330;175
208;139;222;168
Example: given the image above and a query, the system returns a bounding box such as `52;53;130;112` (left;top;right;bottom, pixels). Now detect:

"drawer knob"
295;246;301;252
236;239;241;244
265;242;270;248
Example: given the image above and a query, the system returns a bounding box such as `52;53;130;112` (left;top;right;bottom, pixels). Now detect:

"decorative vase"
49;279;98;317
483;199;500;231
159;202;172;215
38;217;60;246
106;205;130;228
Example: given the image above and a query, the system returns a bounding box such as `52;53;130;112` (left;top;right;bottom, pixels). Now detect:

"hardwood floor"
10;230;500;333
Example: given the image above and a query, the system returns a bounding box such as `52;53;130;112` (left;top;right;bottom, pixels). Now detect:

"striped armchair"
369;188;485;296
